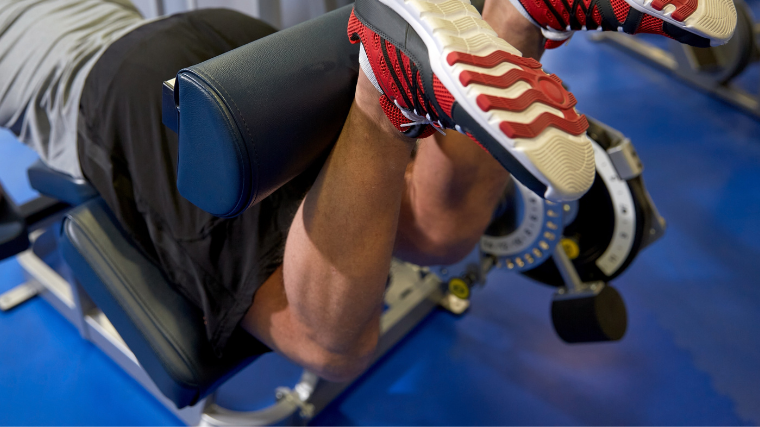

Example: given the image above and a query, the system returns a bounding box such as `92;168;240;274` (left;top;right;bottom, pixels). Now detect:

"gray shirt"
0;0;146;178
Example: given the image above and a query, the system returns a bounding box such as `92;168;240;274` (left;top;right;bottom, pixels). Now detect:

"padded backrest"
174;5;359;218
59;198;268;408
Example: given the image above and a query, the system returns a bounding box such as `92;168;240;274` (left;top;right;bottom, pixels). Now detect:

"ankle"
354;69;418;148
482;0;546;60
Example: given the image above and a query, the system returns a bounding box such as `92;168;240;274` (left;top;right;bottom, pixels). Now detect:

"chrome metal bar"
152;0;165;17
0;281;40;311
553;245;583;292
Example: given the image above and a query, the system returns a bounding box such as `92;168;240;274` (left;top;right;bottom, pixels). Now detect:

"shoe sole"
357;0;594;201
624;0;737;45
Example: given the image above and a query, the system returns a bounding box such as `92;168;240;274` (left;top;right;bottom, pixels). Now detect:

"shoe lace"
401;49;446;134
552;0;604;31
395;100;446;135
554;0;635;32
383;42;446;134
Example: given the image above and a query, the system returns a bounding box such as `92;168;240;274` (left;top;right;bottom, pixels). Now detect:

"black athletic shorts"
77;9;321;356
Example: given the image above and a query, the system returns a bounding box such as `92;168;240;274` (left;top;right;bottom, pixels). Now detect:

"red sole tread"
650;0;698;21
446;50;588;139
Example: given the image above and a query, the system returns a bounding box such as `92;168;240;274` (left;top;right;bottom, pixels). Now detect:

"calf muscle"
241;71;416;382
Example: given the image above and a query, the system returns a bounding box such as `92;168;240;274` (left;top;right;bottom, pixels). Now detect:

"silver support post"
553;245;583;293
256;0;282;29
0;281;40;311
152;0;165;17
552;245;606;300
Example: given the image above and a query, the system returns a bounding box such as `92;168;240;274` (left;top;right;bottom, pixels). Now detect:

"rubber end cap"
551;284;627;343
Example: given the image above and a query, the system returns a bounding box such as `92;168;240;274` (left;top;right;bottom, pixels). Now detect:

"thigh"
77;9;309;355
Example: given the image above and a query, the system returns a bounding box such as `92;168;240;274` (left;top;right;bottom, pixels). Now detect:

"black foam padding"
175;5;359;218
27;159;98;206
551;285;627;343
0;184;29;261
59;198;266;408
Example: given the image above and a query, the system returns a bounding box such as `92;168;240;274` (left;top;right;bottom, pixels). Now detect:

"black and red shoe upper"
347;0;595;202
514;0;720;48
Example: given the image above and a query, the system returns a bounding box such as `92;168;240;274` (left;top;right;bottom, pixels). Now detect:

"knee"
304;325;380;382
398;199;497;266
400;222;485;266
426;233;481;265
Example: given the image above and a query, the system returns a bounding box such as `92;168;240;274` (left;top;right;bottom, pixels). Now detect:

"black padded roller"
174;5;360;217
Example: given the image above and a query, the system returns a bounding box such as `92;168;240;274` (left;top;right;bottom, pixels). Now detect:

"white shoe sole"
624;0;737;45
375;0;595;202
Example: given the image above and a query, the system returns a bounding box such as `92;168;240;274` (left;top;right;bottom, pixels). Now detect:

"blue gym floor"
2;30;760;425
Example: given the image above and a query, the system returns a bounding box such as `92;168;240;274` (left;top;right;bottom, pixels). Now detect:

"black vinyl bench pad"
59;198;265;408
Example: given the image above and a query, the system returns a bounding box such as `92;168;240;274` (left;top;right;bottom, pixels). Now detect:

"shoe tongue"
359;43;384;94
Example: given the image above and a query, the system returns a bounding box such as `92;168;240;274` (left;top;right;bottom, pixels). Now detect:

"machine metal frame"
1;109;660;424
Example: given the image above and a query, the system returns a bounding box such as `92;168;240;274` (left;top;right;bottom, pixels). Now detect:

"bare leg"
241;69;416;382
394;0;547;265
242;0;549;380
482;0;546;61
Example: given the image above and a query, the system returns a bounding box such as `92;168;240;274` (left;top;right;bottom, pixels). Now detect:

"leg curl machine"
442;119;666;343
0;4;664;425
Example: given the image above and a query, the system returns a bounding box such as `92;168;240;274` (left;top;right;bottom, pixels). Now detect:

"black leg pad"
551;284;627;343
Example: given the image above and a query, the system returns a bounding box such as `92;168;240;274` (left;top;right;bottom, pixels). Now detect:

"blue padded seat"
27;159;98;206
58;198;267;408
171;5;358;218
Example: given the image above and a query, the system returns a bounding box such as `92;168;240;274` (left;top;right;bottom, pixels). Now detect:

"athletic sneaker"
511;0;737;48
348;0;595;202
